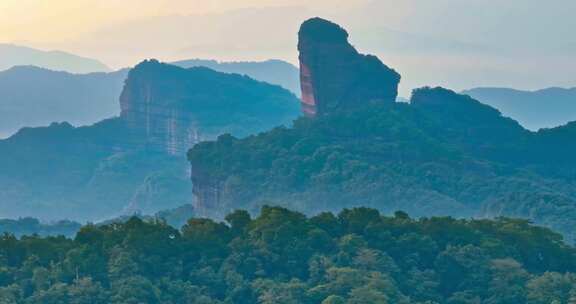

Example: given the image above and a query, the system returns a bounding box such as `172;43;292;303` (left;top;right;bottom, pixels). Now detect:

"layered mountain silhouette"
0;61;300;221
0;44;110;73
188;18;576;242
463;87;576;130
0;59;300;138
3;17;576;244
0;66;128;138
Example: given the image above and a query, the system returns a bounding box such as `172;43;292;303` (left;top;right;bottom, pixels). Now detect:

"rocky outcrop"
120;60;200;155
188;18;402;217
120;60;300;155
120;60;301;216
190;163;223;218
298;18;401;116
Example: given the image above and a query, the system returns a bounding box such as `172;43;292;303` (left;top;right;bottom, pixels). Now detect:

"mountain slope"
0;66;127;138
188;86;576;243
0;44;110;73
462;87;576;130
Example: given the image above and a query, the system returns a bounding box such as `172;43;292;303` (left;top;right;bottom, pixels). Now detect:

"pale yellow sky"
0;0;217;41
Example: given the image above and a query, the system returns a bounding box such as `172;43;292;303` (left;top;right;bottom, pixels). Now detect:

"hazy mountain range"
463;87;576;130
0;50;301;138
0;66;128;138
3;44;575;137
172;59;301;95
1;31;576;242
0;44;111;73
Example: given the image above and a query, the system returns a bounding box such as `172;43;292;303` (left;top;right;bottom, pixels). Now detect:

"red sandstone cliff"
298;18;401;116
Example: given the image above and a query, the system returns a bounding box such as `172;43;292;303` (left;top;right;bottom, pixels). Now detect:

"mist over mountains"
463;87;576;130
0;66;128;138
0;44;110;73
0;57;300;138
2;14;576;303
1;17;576;241
173;59;301;95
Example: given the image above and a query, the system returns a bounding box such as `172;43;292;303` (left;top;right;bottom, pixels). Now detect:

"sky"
1;0;575;96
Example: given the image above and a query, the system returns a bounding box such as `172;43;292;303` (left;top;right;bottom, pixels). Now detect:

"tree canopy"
1;206;575;303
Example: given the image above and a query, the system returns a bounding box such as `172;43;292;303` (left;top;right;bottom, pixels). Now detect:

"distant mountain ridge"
462;87;576;130
0;44;111;73
171;58;301;95
0;65;128;138
0;58;300;138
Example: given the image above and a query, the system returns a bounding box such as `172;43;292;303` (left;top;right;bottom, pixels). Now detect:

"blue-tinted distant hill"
0;44;111;73
463;87;576;130
172;59;301;95
0;66;128;138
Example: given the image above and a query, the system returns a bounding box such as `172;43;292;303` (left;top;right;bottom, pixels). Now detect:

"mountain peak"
298;17;401;116
298;17;349;45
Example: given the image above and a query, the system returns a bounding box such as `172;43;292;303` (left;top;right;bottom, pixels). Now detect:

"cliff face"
298;18;401;116
120;60;301;216
120;60;300;156
120;60;199;155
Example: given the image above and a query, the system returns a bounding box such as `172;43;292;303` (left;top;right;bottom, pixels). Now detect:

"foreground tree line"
1;206;576;303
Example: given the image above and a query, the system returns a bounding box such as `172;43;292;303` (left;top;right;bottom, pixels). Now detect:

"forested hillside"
189;87;576;242
187;18;576;244
1;206;575;303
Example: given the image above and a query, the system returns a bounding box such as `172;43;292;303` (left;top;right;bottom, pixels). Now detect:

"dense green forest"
1;206;575;303
189;87;576;242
